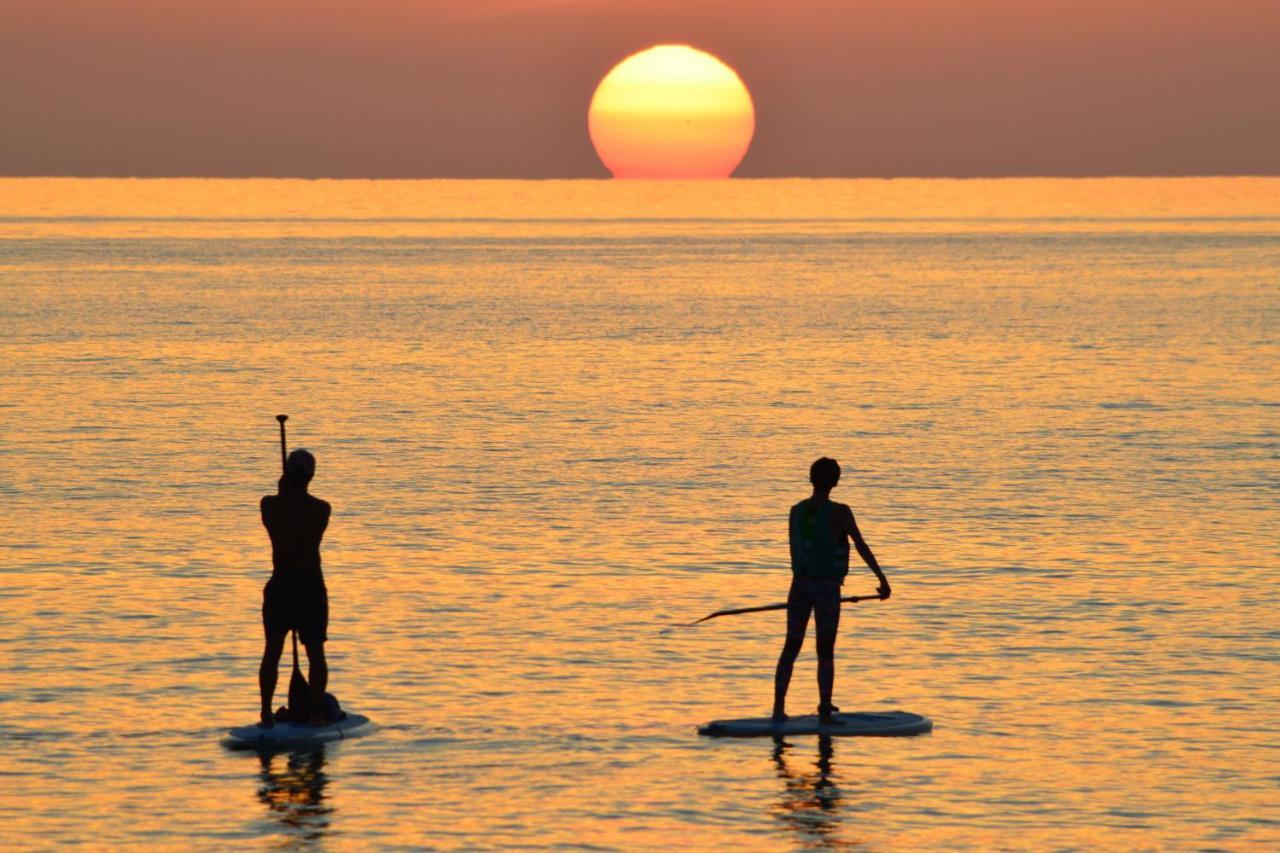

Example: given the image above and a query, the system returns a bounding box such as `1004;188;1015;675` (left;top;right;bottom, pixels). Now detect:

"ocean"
1;178;1277;849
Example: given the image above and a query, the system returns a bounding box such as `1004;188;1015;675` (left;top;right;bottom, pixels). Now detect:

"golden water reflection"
1;178;1276;848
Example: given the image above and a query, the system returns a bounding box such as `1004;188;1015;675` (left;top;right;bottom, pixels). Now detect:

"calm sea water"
1;178;1277;850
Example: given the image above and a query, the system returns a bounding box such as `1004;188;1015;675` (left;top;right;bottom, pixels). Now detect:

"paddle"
691;593;884;626
275;413;311;719
276;414;288;472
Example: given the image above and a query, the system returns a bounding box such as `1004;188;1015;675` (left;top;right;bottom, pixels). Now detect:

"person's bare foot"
258;711;275;729
818;704;844;725
771;708;788;724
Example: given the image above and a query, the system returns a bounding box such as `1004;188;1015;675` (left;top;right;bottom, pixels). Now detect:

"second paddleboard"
699;710;931;738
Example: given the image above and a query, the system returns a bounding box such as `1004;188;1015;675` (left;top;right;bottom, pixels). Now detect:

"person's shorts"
263;574;328;647
787;575;843;636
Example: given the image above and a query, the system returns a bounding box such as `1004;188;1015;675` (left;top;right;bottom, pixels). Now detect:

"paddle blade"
286;631;309;718
689;601;789;625
288;663;309;716
690;593;879;626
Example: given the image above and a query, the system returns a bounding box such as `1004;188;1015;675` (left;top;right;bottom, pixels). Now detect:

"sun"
588;45;755;179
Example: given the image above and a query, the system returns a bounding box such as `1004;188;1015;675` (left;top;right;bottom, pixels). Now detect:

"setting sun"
588;45;755;179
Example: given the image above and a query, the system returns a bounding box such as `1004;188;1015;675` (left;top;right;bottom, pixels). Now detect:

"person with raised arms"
773;457;890;724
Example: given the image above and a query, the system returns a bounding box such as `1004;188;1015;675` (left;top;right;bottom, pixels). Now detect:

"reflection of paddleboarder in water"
773;457;890;723
258;449;332;727
771;736;852;848
256;748;332;840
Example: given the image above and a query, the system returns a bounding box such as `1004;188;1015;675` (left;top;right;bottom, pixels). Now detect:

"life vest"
790;498;850;579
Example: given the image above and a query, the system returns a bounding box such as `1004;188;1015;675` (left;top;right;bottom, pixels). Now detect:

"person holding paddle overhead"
258;448;332;728
773;457;890;724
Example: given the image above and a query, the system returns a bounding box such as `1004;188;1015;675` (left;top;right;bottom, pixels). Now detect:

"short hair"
809;457;841;489
286;449;316;485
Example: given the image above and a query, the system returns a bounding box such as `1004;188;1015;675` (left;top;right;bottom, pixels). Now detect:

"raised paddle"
274;413;311;720
276;414;288;472
691;593;884;626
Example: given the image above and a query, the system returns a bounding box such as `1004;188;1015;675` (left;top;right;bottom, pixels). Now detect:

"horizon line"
3;173;1278;182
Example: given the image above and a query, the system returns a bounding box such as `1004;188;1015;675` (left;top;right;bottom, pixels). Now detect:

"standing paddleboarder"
773;457;890;724
258;448;332;727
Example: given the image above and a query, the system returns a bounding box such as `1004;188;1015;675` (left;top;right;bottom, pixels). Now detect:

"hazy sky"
3;0;1278;178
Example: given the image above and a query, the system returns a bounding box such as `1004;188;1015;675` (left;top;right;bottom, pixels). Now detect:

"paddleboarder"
773;457;890;724
258;449;331;727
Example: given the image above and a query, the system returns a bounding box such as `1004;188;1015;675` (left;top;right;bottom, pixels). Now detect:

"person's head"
809;457;841;492
285;449;316;488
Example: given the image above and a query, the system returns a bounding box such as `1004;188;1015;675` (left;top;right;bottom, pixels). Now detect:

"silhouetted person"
773;457;889;723
259;449;331;727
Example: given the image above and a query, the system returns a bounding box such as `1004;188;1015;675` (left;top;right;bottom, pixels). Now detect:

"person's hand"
877;579;891;600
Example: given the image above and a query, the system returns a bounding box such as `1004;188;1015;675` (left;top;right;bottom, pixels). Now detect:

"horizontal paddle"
691;593;884;626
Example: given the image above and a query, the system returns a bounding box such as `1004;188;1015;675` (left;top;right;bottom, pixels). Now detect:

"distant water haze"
0;178;1277;847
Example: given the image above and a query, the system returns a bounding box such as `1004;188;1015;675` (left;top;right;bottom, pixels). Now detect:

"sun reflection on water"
0;177;1276;848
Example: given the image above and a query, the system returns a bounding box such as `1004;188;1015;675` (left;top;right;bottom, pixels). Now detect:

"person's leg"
302;641;328;725
302;584;329;725
814;582;843;721
259;630;286;727
773;577;813;720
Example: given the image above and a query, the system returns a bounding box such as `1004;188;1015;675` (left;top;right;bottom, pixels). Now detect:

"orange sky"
1;0;1277;178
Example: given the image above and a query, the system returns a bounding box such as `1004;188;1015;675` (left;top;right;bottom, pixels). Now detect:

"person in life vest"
773;457;890;723
258;449;332;727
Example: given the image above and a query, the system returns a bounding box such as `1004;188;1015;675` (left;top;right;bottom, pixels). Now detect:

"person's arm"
788;503;801;573
844;507;890;599
317;500;331;541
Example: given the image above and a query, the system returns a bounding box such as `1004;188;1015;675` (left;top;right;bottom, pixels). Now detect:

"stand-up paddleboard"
222;713;375;750
699;710;931;738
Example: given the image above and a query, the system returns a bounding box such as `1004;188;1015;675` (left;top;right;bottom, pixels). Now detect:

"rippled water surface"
1;178;1277;849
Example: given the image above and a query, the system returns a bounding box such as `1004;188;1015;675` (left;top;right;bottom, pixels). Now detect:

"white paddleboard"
222;713;375;750
699;710;931;738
